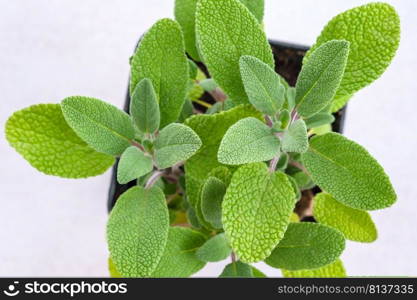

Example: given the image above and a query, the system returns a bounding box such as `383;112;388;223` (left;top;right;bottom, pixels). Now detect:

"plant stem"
290;160;309;174
209;88;228;103
231;252;236;263
131;140;145;152
145;170;164;189
264;115;273;127
269;155;280;172
192;99;212;108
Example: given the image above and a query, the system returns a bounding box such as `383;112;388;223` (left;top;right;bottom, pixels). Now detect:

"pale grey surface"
0;0;415;277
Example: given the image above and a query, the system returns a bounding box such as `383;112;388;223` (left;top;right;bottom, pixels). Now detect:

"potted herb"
5;0;400;278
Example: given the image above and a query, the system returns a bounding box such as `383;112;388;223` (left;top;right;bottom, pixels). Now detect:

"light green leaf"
196;0;274;104
251;266;267;278
108;258;121;278
201;177;226;229
239;0;264;22
178;99;194;123
314;193;377;242
304;113;335;129
240;56;285;115
302;132;396;210
188;59;198;79
282;259;346;278
223;163;296;262
265;222;345;270
117;146;153;184
61;96;135;156
281;119;308;153
307;3;400;112
219;261;253;278
152;227;207;277
310;123;332;136
5;104;114;178
154;123;202;169
107;186;169;277
196;233;232;262
130;18;189;128
218;117;280;165
175;0;201;61
130;78;160;134
295;40;349;118
185;105;262;207
199;78;218;92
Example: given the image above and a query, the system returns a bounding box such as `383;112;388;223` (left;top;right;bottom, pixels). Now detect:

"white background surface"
0;0;416;277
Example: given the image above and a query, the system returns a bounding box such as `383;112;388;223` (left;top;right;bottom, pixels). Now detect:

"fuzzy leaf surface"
219;261;253;278
117;146;153;184
130;78;160;134
5;104;114;178
302;132;396;210
314;193;377;242
239;0;264;22
295;40;349;118
223;163;296;262
107;186;169;277
152;227;206;277
306;3;400;112
265;222;345;270
130;19;189;127
218;117;280;165
305;113;335;129
154;123;202;169
196;233;232;262
196;0;274;104
282;119;308;153
175;0;201;61
201;177;226;229
239;55;285;115
282;259;346;278
61;96;135;156
185;105;262;207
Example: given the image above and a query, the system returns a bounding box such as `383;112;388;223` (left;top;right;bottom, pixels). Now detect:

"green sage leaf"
304;113;335;129
314;193;377;242
196;233;232;262
152;227;207;277
239;55;285;115
130;78;160;134
201;177;226;229
61;96;135;156
117;146;153;184
196;0;274;104
295;40;349;118
265;222;345;270
302;132;396;210
282;259;346;278
5;104;114;178
185;105;262;207
281;119;308;153
223;163;296;262
219;261;253;278
130;19;189;127
306;3;400;112
218;117;280;165
154;123;202;169
107;186;169;277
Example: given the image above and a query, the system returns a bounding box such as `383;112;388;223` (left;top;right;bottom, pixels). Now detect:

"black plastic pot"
107;39;347;211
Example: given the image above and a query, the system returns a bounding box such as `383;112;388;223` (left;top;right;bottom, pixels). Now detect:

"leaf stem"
231;252;236;263
192;99;212;108
209;88;228;102
269;155;280;173
290;160;309;175
145;170;164;189
131;140;145;152
264;115;273;127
